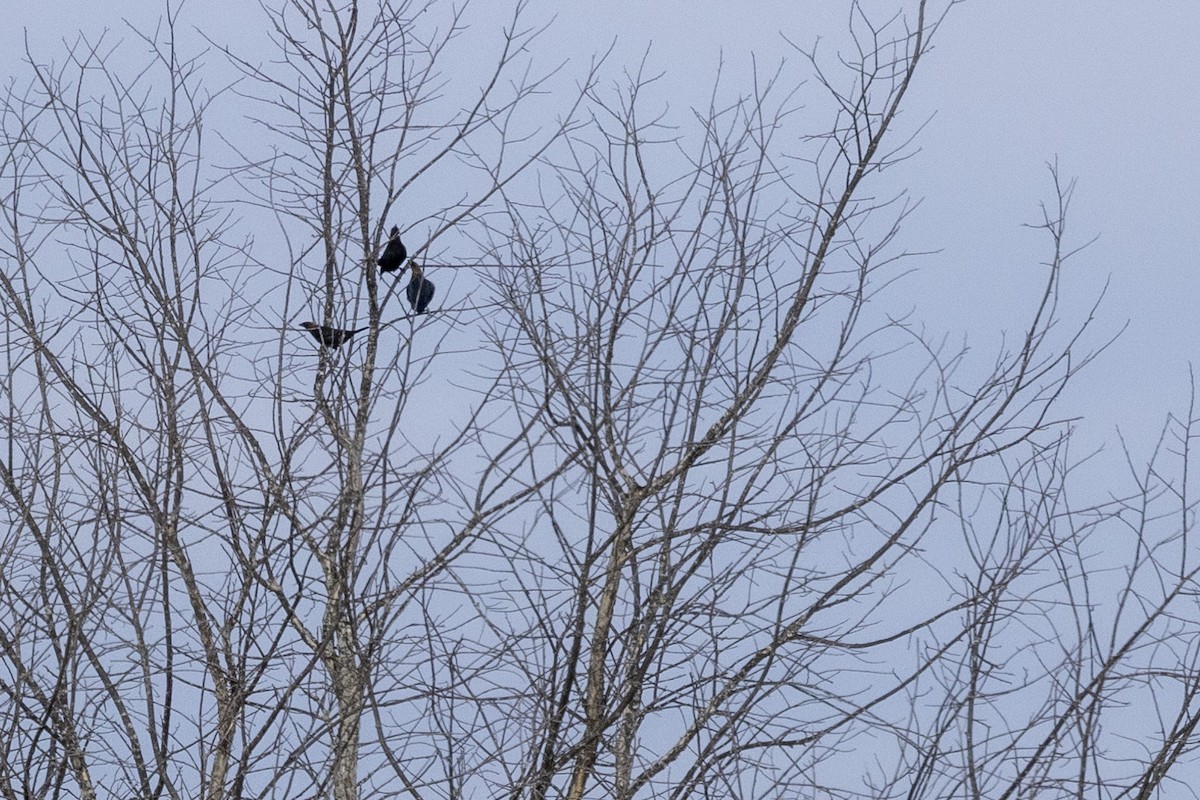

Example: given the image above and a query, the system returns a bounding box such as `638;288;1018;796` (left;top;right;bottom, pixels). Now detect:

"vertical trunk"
331;628;365;800
565;507;636;800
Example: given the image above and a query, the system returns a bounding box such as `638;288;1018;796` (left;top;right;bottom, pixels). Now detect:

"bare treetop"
0;2;1196;800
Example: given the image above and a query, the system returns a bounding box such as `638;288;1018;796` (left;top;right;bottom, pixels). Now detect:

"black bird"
377;226;407;274
406;260;435;314
300;321;367;348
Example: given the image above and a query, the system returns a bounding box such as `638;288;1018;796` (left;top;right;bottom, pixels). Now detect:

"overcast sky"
2;5;1197;791
3;0;1197;464
548;2;1200;460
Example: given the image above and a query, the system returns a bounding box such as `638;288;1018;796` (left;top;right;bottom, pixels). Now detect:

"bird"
377;226;407;274
406;260;435;314
300;321;367;348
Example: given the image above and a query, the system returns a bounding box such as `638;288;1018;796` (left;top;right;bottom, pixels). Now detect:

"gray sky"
4;0;1197;460
2;3;1197;792
904;2;1200;456
549;2;1200;458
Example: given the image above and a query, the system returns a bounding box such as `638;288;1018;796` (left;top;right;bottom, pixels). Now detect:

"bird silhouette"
300;321;367;348
377;226;407;274
406;260;435;314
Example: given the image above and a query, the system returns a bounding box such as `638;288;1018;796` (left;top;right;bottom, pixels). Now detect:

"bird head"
300;321;318;331
408;259;422;279
389;225;400;240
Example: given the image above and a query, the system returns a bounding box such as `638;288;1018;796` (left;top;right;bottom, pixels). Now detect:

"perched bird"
406;260;435;314
377;226;407;274
300;321;367;348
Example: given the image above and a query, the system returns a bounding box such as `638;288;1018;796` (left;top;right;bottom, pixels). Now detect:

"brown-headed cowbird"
406;260;435;314
378;226;407;274
300;321;367;348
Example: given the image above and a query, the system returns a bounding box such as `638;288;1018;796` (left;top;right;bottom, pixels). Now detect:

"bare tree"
0;2;582;799
1;1;1198;799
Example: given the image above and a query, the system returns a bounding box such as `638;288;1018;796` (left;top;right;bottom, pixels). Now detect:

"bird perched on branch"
300;321;367;348
377;226;407;274
406;260;435;314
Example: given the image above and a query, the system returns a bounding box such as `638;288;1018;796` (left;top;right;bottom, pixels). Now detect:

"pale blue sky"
2;4;1197;793
4;0;1197;459
567;3;1200;450
542;3;1200;454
